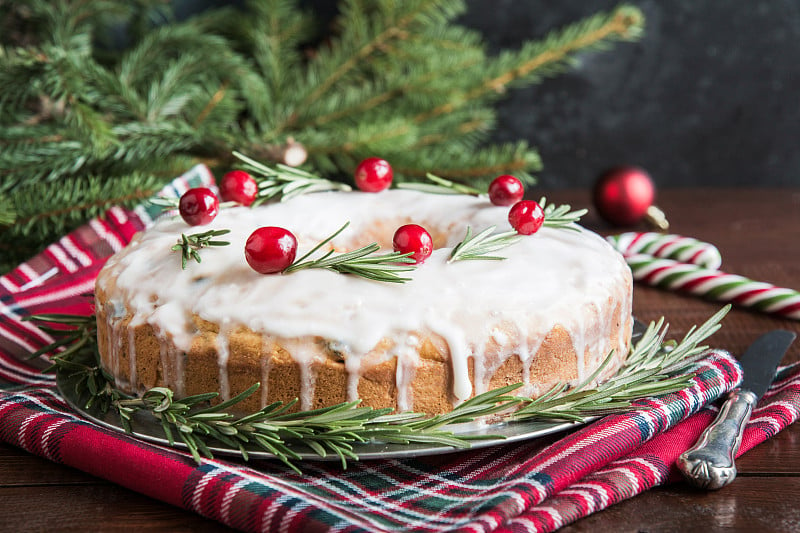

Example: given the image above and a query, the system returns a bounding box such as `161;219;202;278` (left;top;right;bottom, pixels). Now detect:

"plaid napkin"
2;168;799;532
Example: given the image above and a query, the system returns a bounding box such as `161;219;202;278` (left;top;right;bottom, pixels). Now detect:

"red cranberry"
354;157;393;192
179;187;219;226
245;227;298;274
219;170;258;206
488;175;524;206
508;200;545;235
393;224;433;264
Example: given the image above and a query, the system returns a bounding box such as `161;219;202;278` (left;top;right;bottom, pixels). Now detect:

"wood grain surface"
1;188;798;532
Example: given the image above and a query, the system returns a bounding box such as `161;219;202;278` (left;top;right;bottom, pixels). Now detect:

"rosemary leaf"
147;196;180;210
540;197;588;230
170;229;230;269
397;173;483;196
448;226;522;263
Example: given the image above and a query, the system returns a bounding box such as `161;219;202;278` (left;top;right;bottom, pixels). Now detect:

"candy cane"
624;253;800;320
607;232;722;269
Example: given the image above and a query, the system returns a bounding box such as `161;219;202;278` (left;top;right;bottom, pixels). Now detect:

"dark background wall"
458;0;800;188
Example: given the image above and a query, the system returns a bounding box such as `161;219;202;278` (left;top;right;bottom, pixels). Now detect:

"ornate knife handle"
676;389;757;490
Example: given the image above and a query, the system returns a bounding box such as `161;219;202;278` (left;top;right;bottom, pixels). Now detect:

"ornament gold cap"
644;205;669;232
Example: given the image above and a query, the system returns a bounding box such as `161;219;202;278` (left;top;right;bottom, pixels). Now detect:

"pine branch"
0;171;169;272
291;0;463;122
414;5;644;123
291;26;486;131
0;197;16;226
0;1;644;275
392;141;542;185
398;172;483;195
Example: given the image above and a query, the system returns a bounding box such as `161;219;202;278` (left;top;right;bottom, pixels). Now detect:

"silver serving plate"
57;372;584;461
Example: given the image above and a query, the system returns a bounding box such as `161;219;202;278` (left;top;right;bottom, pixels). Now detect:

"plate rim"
56;372;586;462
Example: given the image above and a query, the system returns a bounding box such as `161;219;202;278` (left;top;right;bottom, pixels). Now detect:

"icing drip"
280;339;323;410
344;349;362;403
395;335;420;412
260;338;274;408
425;315;472;402
216;325;232;401
127;325;137;391
105;320;119;380
104;301;128;388
157;335;171;387
173;347;186;397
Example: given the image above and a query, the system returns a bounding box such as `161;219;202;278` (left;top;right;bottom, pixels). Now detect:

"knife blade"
677;330;796;490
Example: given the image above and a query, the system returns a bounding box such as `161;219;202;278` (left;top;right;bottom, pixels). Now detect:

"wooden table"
1;188;799;532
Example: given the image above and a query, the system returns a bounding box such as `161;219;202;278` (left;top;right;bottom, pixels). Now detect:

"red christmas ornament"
219;170;258;206
354;157;393;192
508;200;544;235
245;227;298;274
179;187;219;226
593;167;668;230
488;175;524;206
393;224;433;264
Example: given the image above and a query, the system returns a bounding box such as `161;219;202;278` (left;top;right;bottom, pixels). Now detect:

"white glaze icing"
96;189;632;409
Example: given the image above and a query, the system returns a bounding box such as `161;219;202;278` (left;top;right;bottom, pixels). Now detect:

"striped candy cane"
624;253;800;320
607;232;722;269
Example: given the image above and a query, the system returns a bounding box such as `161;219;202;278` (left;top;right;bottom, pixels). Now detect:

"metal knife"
677;330;796;490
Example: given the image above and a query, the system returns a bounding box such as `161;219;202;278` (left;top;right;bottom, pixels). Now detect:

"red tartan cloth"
1;168;799;532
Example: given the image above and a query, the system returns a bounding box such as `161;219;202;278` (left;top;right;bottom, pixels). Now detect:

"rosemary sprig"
448;225;522;262
397;173;483;196
22;313;120;412
23;313;97;365
539;197;588;230
447;197;587;262
233;151;351;204
512;305;731;421
28;305;729;470
111;385;514;471
283;222;416;283
170;229;231;269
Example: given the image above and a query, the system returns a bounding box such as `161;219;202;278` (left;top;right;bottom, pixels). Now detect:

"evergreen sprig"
283;221;416;283
0;1;644;274
0;171;168;269
28;305;728;470
171;229;231;269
